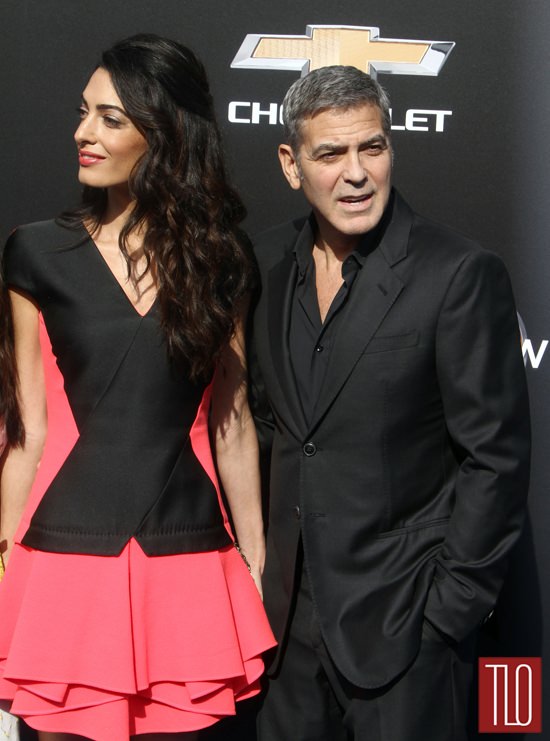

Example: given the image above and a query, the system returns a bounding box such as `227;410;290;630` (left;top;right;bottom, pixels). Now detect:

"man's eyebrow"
310;142;346;158
310;134;388;158
359;134;389;148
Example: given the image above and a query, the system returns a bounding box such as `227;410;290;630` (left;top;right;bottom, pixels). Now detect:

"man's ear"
278;144;302;190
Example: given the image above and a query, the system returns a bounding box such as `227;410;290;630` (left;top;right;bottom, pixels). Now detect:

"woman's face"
75;68;148;192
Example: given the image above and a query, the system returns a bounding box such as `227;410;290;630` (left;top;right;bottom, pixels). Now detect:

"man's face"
279;103;392;252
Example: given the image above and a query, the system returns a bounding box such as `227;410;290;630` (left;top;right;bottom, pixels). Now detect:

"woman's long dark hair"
0;34;256;447
60;34;256;381
0;277;24;447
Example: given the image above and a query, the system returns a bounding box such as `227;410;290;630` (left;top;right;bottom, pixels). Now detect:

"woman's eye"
103;116;122;128
76;106;88;119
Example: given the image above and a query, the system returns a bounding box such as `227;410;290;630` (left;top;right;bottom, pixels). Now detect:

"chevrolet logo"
231;25;454;78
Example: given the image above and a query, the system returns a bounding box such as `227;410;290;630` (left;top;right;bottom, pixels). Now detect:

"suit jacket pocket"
375;516;450;540
364;330;419;354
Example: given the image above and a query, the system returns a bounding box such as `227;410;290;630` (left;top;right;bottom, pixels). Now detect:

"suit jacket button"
293;505;301;520
303;441;317;456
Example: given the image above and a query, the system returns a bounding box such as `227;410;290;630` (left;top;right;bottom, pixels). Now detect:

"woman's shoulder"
6;219;83;251
4;219;86;265
2;219;85;296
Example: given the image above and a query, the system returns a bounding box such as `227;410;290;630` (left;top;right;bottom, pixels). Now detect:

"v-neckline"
82;226;158;318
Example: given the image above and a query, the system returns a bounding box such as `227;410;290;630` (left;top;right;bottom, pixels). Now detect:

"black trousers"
257;561;477;741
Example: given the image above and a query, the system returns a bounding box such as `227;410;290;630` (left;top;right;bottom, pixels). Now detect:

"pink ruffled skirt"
0;538;275;738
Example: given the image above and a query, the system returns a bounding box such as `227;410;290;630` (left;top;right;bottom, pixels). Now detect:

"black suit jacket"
248;190;530;688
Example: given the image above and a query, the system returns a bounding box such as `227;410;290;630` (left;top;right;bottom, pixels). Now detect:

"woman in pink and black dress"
0;34;274;740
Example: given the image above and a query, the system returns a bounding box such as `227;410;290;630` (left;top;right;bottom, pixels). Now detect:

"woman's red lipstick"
78;150;106;166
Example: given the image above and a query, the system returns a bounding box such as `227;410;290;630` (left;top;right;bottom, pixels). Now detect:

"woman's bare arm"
210;306;265;596
0;290;47;565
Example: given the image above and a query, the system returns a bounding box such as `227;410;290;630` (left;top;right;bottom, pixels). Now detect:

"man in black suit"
248;66;530;740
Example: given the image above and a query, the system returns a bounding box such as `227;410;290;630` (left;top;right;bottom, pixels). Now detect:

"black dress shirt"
288;219;372;425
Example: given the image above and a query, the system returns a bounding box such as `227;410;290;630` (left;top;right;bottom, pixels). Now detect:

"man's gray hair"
282;66;391;152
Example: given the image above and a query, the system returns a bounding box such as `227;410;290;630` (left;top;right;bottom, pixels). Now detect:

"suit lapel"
267;252;308;437
308;191;413;433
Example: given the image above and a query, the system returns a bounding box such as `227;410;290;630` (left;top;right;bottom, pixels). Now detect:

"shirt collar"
293;190;394;276
293;214;316;279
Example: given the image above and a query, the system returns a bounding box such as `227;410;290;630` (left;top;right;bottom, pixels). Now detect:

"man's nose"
342;152;368;184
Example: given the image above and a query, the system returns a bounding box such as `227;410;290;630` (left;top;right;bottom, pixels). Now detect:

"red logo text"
479;658;541;733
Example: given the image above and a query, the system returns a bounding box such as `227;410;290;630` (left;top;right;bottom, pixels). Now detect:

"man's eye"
366;142;387;155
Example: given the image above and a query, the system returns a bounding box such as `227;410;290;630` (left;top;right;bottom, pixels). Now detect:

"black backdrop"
1;1;548;737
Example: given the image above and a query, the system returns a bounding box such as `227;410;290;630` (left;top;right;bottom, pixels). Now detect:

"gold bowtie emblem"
232;25;454;78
